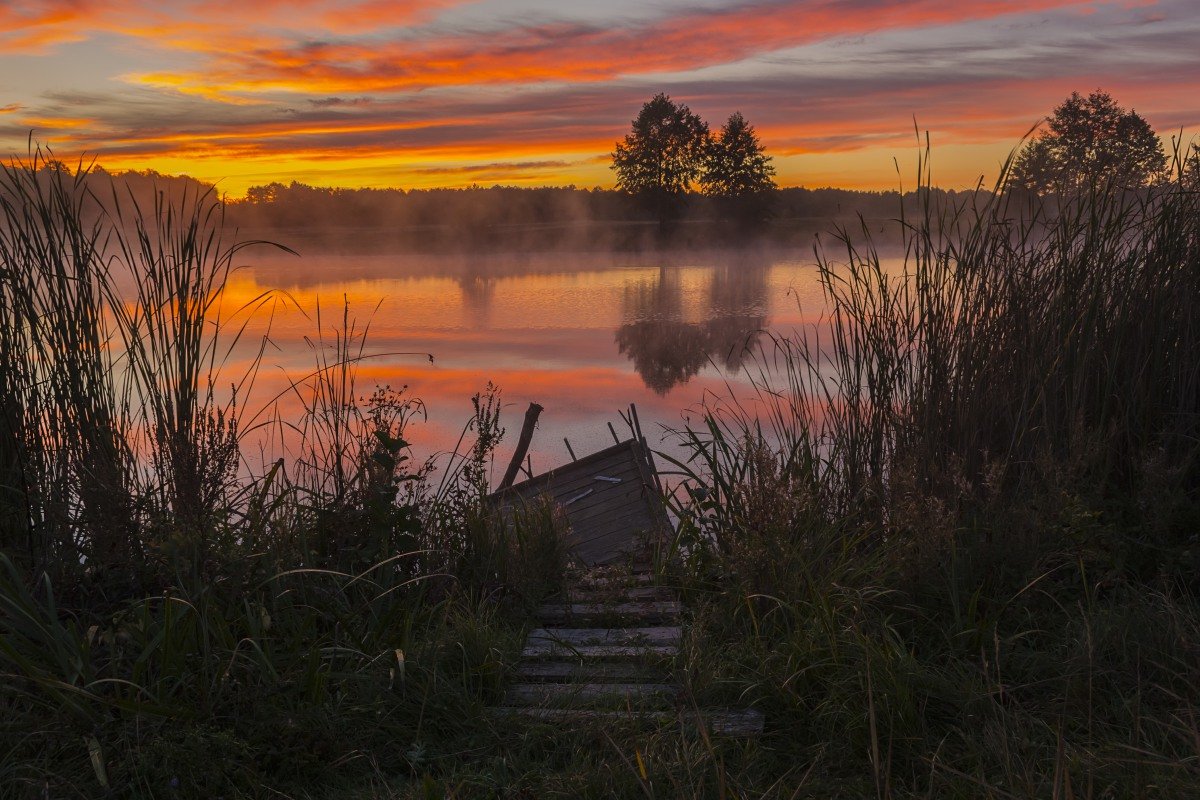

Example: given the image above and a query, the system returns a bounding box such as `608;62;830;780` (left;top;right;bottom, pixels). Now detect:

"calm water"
225;247;828;479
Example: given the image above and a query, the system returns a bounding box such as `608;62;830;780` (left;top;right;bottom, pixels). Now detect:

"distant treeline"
222;181;986;250
46;166;983;251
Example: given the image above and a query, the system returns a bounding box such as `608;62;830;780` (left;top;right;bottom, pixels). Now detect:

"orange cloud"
3;0;1197;194
127;0;1099;98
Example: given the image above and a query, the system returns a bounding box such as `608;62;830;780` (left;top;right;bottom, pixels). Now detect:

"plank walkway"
490;430;762;736
492;558;764;737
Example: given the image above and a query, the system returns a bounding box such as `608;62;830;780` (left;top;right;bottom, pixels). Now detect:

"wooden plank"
567;518;654;545
488;707;672;727
566;512;656;547
512;661;664;682
567;490;658;520
488;707;765;737
556;480;650;517
513;460;643;501
571;534;642;566
493;439;645;501
506;471;644;510
534;601;681;625
505;450;633;497
567;520;652;550
565;586;673;603
521;642;678;659
565;509;657;543
573;572;655;589
503;682;678;707
525;626;680;647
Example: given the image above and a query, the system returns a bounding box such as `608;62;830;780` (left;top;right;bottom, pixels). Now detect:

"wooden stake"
499;402;543;490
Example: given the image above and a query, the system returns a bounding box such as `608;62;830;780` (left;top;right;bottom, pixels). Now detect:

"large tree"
611;93;709;225
1009;90;1166;193
701;111;777;223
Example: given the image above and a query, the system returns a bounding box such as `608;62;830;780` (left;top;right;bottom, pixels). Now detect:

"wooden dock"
489;427;763;738
492;560;765;737
490;437;671;565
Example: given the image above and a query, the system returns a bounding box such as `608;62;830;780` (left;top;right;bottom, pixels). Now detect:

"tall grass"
667;138;1200;555
0;152;564;797
0;152;135;584
660;141;1200;796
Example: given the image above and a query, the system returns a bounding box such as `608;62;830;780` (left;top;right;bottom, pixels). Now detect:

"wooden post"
499;402;543;490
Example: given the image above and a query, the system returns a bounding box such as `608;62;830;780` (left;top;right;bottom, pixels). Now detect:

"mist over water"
229;245;829;478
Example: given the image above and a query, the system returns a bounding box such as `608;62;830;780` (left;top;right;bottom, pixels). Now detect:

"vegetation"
611;93;711;227
3;116;1200;798
700;112;777;224
1010;90;1167;193
227;181;939;250
657;138;1200;797
610;95;778;228
0;150;567;798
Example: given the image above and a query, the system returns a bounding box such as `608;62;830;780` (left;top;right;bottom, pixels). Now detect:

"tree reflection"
615;258;769;394
456;270;496;326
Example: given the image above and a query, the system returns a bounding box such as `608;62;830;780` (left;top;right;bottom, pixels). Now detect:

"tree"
611;93;709;225
1009;90;1166;193
701;111;777;223
1184;143;1200;189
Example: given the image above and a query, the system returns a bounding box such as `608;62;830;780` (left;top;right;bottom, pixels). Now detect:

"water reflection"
456;271;496;326
616;256;769;394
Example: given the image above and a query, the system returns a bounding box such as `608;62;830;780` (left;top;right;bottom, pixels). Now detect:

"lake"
224;246;830;484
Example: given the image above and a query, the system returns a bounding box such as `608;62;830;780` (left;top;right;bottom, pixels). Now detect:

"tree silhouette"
701;112;777;223
611;94;709;226
1185;143;1200;189
1010;90;1166;193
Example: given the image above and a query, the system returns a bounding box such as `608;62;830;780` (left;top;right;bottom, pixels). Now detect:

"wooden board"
512;661;665;682
565;585;674;603
503;682;678;707
524;626;681;647
490;438;671;565
488;707;766;737
534;601;682;625
521;626;680;659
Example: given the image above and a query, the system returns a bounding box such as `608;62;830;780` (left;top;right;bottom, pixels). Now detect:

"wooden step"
534;601;682;625
512;660;666;683
521;626;680;659
565;585;674;603
503;682;678;707
489;707;765;737
573;571;655;589
523;626;680;649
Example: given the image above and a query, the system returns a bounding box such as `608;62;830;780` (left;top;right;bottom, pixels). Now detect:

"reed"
0;151;563;797
656;138;1200;797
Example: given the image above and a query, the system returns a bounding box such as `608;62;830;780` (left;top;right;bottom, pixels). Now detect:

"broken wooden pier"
488;407;764;737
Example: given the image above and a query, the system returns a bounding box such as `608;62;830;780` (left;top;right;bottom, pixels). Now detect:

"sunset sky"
2;0;1197;196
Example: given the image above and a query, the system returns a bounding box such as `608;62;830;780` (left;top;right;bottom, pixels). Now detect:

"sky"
1;0;1198;197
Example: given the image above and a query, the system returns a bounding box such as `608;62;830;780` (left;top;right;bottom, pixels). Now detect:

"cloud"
307;96;374;108
126;0;1103;98
2;0;1197;192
